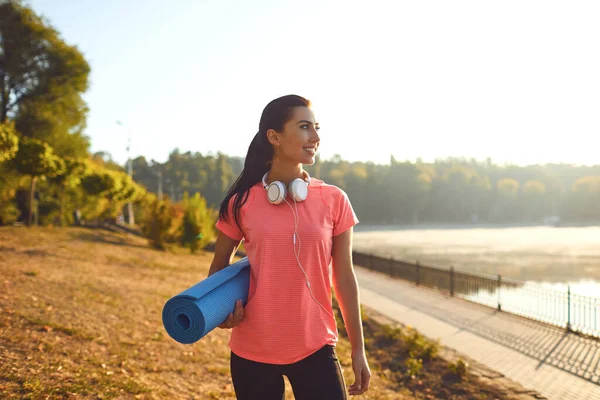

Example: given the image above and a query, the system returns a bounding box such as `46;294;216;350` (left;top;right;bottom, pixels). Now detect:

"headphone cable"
284;197;335;320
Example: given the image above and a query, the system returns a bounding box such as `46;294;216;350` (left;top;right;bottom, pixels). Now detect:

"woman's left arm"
331;228;371;396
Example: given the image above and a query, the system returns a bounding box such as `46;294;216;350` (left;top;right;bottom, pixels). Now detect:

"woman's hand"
349;350;371;396
218;299;244;329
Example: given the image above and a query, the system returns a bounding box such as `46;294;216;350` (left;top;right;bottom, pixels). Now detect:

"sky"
26;0;600;167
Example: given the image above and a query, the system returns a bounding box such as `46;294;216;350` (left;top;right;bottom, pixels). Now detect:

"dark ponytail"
219;94;311;229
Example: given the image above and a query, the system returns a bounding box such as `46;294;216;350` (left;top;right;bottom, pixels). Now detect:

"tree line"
130;151;600;226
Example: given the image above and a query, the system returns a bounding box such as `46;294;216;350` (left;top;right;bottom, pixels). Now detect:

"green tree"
105;171;146;219
11;137;64;226
49;156;88;225
0;122;18;162
0;123;21;224
0;0;90;157
79;167;145;221
81;168;115;196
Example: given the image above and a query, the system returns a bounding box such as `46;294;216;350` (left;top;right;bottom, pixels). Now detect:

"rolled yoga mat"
162;257;250;344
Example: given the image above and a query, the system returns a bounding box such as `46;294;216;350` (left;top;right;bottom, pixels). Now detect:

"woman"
209;94;371;399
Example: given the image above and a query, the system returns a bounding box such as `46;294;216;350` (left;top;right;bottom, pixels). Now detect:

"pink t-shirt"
215;177;359;364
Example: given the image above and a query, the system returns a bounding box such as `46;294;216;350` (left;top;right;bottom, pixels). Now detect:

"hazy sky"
27;0;600;167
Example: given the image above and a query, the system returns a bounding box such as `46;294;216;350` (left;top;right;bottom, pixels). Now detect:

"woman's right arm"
208;230;242;277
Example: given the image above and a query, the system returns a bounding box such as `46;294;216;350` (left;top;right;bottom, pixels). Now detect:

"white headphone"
262;171;311;205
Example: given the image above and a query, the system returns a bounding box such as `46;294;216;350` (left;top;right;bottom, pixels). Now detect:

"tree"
0;121;20;225
0;121;18;163
81;168;116;197
566;176;600;221
497;178;519;199
493;178;520;222
521;180;546;221
343;165;368;223
468;175;492;222
49;156;88;225
386;160;432;224
427;165;474;223
11;137;64;226
0;0;90;157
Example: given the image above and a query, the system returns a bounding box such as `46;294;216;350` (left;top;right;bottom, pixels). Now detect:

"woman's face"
268;106;320;165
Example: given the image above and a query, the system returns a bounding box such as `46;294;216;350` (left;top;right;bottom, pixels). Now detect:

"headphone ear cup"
267;181;287;204
289;178;309;202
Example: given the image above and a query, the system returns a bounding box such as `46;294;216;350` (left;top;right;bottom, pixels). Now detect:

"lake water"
353;225;600;298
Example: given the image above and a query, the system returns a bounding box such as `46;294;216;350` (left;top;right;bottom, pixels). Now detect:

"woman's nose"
311;127;320;142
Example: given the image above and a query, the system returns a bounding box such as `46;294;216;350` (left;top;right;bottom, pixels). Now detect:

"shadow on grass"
69;229;149;250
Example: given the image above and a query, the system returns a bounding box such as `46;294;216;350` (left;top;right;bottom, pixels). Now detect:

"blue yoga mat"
162;257;250;344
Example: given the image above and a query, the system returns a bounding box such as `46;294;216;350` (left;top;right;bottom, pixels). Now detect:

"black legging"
230;344;347;400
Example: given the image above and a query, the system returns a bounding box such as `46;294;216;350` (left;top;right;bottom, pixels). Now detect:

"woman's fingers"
219;300;244;329
349;353;371;396
218;312;234;329
233;299;244;325
357;367;371;394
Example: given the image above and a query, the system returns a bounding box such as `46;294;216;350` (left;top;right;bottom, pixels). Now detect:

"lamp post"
116;121;135;226
150;162;163;201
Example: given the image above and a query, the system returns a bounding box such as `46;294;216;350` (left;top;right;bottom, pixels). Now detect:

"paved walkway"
355;266;600;400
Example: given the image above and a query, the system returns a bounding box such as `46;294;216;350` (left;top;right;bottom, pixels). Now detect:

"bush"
180;192;216;254
403;329;439;361
381;324;402;341
37;195;61;226
0;202;19;225
405;357;423;377
0;167;24;225
448;358;468;379
140;197;180;250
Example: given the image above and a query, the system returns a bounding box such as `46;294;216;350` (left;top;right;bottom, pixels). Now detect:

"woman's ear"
266;129;280;146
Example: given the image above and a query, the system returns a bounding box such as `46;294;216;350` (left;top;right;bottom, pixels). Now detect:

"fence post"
497;274;502;311
567;285;572;332
450;266;455;297
389;256;394;277
416;261;420;287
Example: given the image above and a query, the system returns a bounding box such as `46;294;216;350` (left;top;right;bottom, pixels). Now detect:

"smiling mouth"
304;147;316;155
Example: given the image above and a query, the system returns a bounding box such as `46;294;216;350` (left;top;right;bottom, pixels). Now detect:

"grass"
0;226;531;399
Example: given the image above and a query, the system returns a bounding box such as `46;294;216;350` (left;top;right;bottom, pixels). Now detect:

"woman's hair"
218;94;312;229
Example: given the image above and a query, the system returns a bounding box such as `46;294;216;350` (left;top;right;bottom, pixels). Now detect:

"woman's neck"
266;162;305;186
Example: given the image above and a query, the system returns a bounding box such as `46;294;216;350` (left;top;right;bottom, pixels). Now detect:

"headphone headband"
262;170;311;204
262;170;311;189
